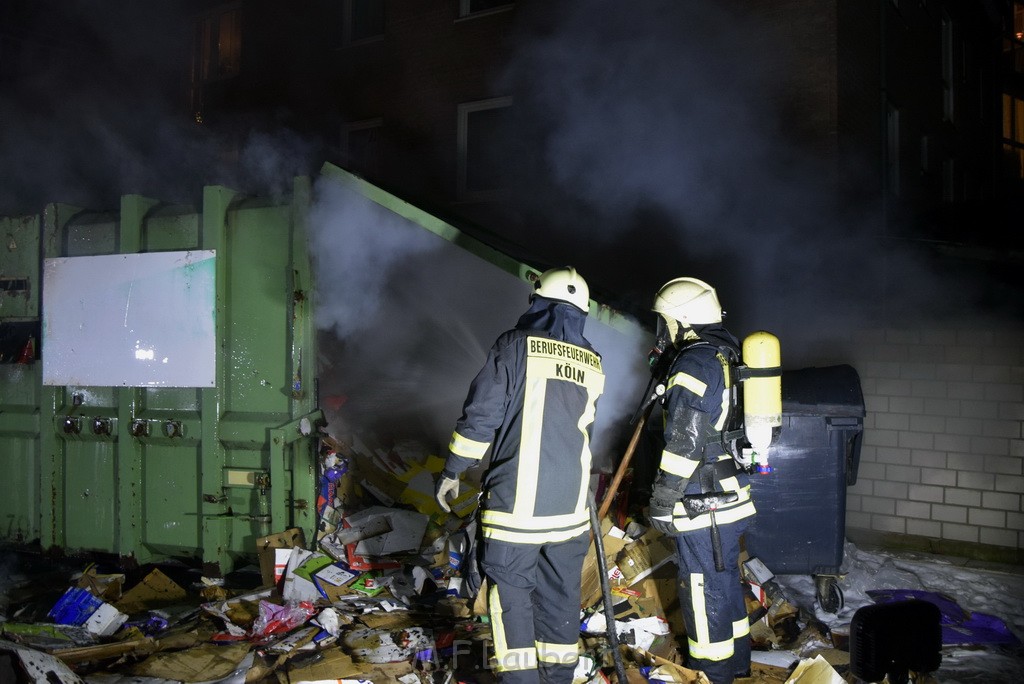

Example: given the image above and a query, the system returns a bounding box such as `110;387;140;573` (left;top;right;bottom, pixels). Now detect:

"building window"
194;4;242;82
941;14;955;123
457;97;513;200
1003;94;1024;181
342;0;385;46
1006;1;1024;72
886;102;900;197
458;0;514;20
343;118;384;180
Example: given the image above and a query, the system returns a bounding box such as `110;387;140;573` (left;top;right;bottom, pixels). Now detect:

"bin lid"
781;364;865;417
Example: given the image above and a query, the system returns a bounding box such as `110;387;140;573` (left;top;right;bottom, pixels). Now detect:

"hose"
588;491;628;684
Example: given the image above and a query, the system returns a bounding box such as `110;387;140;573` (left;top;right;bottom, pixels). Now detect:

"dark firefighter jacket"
657;325;756;532
442;296;605;544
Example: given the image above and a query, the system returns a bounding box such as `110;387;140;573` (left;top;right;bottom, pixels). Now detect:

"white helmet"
652;277;723;327
533;266;589;312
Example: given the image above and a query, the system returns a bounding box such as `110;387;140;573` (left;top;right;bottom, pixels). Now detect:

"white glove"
434;475;460;513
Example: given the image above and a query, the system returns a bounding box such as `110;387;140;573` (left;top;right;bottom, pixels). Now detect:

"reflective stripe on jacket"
658;334;755;532
446;301;604;544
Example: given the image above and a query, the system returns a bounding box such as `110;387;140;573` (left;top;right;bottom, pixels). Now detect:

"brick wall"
838;327;1024;556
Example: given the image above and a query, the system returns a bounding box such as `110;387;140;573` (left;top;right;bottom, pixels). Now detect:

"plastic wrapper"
251;600;317;637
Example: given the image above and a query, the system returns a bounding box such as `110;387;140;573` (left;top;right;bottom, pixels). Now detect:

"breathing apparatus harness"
638;305;782;564
639;330;746;569
636;329;746;463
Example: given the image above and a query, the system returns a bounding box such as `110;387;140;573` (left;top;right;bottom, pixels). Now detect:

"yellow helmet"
652;277;723;327
533;266;589;312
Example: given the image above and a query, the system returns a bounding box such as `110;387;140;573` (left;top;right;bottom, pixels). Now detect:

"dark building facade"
183;1;1022;288
2;1;1020;312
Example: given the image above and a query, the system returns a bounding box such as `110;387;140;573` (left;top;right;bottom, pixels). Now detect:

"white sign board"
42;250;216;387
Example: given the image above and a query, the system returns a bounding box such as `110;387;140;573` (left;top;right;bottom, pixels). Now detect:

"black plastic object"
744;365;865;576
589;492;628;684
850;600;942;683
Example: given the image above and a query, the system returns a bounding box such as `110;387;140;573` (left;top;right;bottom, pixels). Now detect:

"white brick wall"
839;327;1024;550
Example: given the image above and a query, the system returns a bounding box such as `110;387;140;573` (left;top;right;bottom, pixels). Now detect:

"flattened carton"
256;528;307;588
616;535;676;585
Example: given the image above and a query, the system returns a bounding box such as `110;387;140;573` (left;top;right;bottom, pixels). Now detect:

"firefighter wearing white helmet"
647;276;755;684
435;266;605;684
533;265;590;313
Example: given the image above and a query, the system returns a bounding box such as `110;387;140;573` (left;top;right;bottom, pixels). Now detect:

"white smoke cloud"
307;175;651;464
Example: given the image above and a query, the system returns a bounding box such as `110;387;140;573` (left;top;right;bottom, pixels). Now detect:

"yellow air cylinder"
742;330;782;453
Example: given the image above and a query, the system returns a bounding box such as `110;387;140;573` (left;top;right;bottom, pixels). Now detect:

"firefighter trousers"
480;532;590;684
674;519;751;684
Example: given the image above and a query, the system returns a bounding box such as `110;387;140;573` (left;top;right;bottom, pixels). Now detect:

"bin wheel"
815;576;844;614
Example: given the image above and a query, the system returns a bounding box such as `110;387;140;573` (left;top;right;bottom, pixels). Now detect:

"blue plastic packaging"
48;587;103;625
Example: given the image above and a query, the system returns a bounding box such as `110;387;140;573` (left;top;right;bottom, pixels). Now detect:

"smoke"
307;176;649;464
490;1;1020;364
309;177;522;450
309;180;446;340
493;3;868;335
0;0;320;215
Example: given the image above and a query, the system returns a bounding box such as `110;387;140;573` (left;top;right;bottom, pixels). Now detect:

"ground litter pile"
1;432;1020;683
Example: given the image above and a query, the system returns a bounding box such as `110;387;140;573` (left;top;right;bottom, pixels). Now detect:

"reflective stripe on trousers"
481;532;589;684
675;519;751;684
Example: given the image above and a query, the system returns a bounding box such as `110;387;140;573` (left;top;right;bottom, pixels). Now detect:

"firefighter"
435;266;605;684
646;277;755;684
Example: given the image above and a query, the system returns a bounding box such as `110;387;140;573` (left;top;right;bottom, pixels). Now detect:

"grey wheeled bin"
743;364;865;613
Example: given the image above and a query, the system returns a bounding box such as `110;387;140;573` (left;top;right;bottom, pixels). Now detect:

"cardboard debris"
282;548;327;603
113;568;187;615
74;565;125;603
257;527;307;588
616;534;676;585
626;646;712;684
50;635;156;665
0;641;84;684
346;506;428;556
0;430;873;684
285;646;370;683
0;623;87;651
130;642;252;682
333;514;393;546
783;654;845;684
342;626;432;663
202;587;274;636
580;521;632;608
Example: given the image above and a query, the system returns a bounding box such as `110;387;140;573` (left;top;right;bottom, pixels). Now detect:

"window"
1006;1;1024;72
342;0;385;46
941;13;956;123
1003;94;1024;181
886;102;900;197
194;4;242;82
457;97;513;200
343;118;384;180
458;0;514;20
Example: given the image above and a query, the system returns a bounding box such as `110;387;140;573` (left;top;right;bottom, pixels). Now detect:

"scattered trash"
1;430;1019;683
